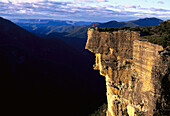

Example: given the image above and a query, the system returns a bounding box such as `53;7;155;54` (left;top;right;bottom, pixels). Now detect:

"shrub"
89;103;107;116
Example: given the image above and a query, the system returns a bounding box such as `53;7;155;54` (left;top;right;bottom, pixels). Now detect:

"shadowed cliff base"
0;17;107;116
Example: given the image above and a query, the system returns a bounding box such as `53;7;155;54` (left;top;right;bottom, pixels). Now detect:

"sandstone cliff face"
85;28;170;116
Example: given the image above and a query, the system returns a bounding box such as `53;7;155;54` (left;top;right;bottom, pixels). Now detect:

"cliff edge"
85;28;170;116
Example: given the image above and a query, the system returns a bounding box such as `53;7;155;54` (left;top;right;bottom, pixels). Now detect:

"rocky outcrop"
85;28;170;116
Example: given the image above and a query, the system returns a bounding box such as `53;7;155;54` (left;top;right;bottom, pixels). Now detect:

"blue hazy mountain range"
13;17;163;39
12;19;92;27
12;17;163;54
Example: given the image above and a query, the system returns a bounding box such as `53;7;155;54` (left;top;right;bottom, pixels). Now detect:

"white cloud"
0;0;169;21
75;0;107;2
17;9;26;13
124;5;140;8
96;0;107;2
0;0;8;3
75;0;93;2
0;0;45;4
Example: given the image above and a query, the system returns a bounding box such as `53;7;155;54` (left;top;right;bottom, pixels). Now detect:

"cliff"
86;28;170;116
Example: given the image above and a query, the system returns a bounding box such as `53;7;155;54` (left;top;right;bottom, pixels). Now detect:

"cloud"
157;1;164;4
0;0;44;4
0;0;8;3
75;0;92;2
124;5;140;9
0;1;135;21
0;0;169;22
75;0;108;2
96;0;108;2
150;7;170;12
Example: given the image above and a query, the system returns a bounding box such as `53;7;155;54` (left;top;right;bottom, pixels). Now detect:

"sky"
0;0;169;22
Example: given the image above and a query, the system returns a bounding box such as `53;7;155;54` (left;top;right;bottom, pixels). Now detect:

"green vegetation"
98;20;170;50
129;21;170;49
140;21;170;50
98;27;131;32
89;103;107;116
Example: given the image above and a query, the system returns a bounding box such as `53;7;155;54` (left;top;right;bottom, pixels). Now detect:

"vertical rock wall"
85;28;170;116
128;40;170;116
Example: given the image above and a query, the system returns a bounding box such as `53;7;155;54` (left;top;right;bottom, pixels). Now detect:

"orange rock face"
86;28;170;116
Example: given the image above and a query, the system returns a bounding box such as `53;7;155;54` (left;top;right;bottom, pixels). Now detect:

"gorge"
0;16;169;116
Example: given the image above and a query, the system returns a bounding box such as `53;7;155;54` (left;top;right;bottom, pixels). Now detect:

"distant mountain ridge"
12;17;163;56
12;19;92;31
14;17;163;38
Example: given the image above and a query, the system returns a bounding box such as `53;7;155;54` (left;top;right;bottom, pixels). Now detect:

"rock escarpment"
85;28;170;116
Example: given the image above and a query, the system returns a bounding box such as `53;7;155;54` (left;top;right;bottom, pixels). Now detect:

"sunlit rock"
85;28;170;116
